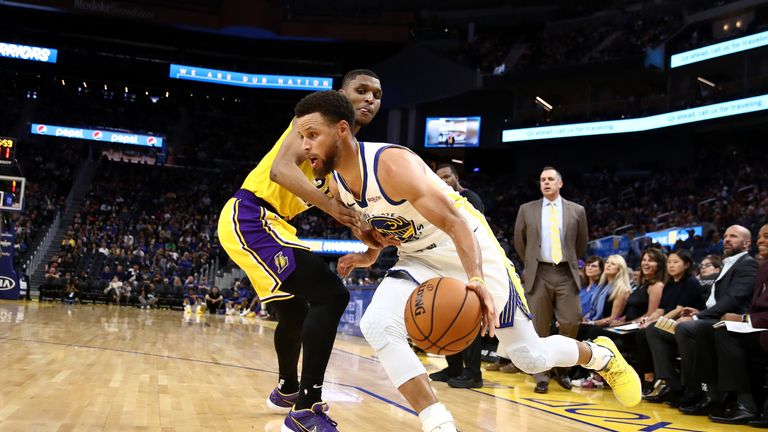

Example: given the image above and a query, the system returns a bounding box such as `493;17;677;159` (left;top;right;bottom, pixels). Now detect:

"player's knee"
360;309;398;351
508;344;549;374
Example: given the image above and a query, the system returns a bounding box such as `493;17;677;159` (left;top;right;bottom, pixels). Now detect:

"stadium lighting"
535;96;553;111
82;81;88;88
451;159;464;164
60;79;65;86
697;76;716;87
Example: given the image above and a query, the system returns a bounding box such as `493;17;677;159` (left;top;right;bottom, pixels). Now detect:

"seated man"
646;226;758;411
710;260;768;425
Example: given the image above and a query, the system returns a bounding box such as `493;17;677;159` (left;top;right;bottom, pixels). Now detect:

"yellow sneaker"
246;311;257;318
196;306;205;315
593;336;641;407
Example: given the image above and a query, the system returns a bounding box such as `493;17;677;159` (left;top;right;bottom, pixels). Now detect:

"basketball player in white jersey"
293;91;641;432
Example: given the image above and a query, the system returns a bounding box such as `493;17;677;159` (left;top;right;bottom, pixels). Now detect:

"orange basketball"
404;277;482;355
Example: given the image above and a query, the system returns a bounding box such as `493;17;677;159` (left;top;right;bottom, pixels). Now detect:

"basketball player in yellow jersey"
218;70;388;432
294;91;642;432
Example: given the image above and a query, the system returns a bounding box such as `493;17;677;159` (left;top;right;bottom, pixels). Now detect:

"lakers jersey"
240;121;332;221
333;142;479;255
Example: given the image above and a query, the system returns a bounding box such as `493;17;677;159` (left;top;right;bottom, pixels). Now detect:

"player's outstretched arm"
376;148;499;336
337;248;381;277
269;119;359;227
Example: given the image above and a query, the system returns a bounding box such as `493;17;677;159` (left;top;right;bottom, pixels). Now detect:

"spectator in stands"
61;280;79;304
642;249;705;403
99;265;113;282
205;286;224;314
625;249;667;325
579;256;604;316
646;226;758;411
581;255;631;328
671;226;759;415
138;283;157;309
104;275;122;304
756;223;768;267
697;255;722;303
710;261;768;425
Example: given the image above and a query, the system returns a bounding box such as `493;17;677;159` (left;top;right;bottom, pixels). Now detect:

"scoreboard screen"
0;137;16;165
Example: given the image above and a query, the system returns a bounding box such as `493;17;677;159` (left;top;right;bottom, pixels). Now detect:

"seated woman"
574;255;631;388
579;254;632;331
580;256;603;318
639;249;706;404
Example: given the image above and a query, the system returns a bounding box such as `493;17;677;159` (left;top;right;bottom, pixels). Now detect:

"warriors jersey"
240;121;332;220
333;141;478;255
333;141;530;323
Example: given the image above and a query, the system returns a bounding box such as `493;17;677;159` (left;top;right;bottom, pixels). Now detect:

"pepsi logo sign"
36;124;47;134
0;276;16;291
92;130;103;140
147;136;156;145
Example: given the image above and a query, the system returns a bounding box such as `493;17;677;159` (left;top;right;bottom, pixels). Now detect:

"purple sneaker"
281;402;338;432
266;388;299;413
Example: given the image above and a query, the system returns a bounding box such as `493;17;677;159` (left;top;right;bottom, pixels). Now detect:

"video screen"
424;117;481;148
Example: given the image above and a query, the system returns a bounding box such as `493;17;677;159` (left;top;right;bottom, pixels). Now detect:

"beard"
312;142;340;178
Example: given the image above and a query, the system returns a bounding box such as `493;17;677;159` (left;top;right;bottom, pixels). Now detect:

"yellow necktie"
550;203;562;264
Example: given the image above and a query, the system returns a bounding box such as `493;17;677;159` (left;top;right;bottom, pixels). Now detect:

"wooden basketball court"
0;300;752;431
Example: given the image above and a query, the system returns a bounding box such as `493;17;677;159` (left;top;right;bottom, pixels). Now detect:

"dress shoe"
429;367;460;383
643;382;676;403
641;380;656;396
749;400;768;428
679;396;720;416
675;390;704;410
447;374;483;389
552;370;573;390
709;403;758;424
534;381;549;394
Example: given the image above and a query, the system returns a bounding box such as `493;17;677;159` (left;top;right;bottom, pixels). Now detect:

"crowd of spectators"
40;159;233;305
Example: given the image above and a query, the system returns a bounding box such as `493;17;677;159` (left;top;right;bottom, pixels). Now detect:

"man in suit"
514;166;588;393
710;260;768;425
660;225;759;413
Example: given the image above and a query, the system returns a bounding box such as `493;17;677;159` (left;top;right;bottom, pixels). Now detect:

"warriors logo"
368;215;417;242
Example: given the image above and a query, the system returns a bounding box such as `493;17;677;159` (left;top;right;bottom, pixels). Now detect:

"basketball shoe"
266;388;299;413
592;336;642;407
281;402;338;432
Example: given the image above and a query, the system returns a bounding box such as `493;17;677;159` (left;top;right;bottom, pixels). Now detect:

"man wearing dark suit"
653;225;758;411
709;260;768;425
513;166;588;393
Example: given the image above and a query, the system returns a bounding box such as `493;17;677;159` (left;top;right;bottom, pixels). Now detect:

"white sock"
419;403;456;432
583;341;614;371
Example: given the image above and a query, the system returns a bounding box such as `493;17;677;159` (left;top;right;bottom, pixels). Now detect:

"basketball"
404;277;483;355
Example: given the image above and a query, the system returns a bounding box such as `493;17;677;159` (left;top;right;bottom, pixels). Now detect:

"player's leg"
496;304;641;407
359;274;458;432
266;296;308;412
277;248;349;409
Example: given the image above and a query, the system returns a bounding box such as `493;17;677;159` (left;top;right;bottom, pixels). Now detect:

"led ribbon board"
0;42;57;63
299;238;367;255
30;123;163;147
502;93;768;142
671;30;768;68
169;64;333;91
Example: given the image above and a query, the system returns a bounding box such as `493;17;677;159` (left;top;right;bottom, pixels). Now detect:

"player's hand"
337;252;377;277
676;316;693;324
466;279;498;338
353;226;400;249
721;313;742;322
329;198;360;228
